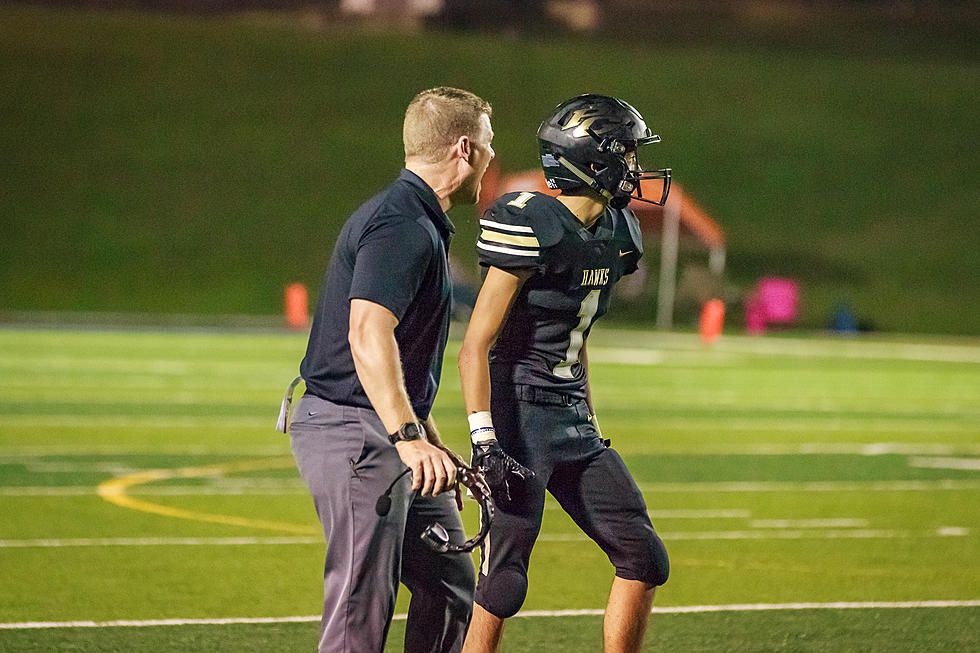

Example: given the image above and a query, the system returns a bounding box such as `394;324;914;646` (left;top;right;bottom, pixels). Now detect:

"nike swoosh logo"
619;250;633;257
308;411;318;416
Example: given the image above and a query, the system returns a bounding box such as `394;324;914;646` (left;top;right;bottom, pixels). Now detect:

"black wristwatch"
389;421;426;445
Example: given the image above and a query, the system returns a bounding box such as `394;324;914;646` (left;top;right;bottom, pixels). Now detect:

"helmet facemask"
588;131;671;209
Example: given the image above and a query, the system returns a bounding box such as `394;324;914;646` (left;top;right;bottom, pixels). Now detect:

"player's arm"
349;298;456;496
458;266;530;414
458;266;535;496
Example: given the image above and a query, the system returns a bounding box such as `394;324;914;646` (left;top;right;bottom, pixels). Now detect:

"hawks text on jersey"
477;191;644;396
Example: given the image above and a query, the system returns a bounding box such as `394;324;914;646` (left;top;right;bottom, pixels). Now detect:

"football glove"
471;439;534;502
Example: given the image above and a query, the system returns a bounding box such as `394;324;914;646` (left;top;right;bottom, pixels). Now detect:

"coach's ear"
452;135;472;163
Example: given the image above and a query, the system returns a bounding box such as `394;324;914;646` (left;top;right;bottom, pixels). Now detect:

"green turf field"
1;327;978;651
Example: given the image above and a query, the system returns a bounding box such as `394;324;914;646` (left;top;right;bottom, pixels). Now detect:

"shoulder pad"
477;192;566;269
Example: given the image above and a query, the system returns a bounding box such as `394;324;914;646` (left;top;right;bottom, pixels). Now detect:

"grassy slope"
0;5;977;333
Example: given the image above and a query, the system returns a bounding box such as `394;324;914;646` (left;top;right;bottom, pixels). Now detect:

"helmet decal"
560;108;604;138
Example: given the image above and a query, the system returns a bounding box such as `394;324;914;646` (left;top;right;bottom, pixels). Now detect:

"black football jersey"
477;191;644;397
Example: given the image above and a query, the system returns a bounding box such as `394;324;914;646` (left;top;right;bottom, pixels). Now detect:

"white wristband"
468;411;496;444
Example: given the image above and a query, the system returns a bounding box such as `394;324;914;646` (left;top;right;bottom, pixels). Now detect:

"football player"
460;95;671;653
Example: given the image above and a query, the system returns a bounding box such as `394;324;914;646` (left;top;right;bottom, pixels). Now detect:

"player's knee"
617;533;669;587
478;566;528;618
646;534;670;585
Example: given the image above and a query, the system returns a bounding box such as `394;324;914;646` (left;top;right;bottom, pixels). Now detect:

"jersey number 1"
507;192;535;209
553;289;600;379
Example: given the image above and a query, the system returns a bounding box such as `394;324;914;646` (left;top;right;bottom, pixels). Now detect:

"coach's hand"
471;439;534;501
395;440;458;496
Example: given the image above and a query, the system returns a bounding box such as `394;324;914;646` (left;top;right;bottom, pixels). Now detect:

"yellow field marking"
97;457;318;535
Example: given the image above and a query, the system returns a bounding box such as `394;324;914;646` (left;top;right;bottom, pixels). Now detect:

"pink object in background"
745;300;767;335
745;277;799;334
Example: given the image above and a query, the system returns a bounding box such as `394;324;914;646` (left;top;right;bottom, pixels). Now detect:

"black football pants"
474;383;669;618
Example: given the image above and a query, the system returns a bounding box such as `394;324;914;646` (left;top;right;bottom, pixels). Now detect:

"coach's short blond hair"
403;87;492;163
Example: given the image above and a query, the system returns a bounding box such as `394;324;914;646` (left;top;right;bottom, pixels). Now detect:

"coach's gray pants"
289;395;474;653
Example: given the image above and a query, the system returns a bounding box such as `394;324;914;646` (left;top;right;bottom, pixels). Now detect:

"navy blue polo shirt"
299;169;454;420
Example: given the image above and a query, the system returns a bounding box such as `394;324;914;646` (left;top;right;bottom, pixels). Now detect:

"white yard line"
0;486;308;496
636;480;980;492
618;443;980;456
651;509;752;519
634;419;980;433
908;456;980;471
538;528;970;542
3;600;979;629
586;347;664;365
797;443;980;456
0;416;269;428
645;600;980;613
22;462;145;474
1;487;102;496
540;507;752;519
586;337;980;366
711;338;980;364
0;537;320;548
0;445;290;457
599;332;980;364
749;519;869;528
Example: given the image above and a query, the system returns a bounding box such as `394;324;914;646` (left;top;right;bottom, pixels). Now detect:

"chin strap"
556;155;615;202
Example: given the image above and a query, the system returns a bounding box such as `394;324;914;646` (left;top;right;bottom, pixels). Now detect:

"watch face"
391;421;424;444
403;422;424;440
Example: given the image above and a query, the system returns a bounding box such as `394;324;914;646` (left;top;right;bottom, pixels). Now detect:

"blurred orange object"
285;283;309;330
699;299;725;345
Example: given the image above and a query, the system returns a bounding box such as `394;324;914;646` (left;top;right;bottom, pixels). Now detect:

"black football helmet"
537;94;671;209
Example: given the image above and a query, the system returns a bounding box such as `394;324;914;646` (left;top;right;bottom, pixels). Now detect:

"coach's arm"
348;298;456;496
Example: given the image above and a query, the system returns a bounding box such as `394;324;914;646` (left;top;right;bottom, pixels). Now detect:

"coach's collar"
399;169;455;237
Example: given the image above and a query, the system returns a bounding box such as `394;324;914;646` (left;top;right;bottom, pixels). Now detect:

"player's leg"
469;461;548;615
401;491;476;653
549;439;668;653
465;386;551;652
464;478;546;653
604;577;656;653
462;603;506;653
290;396;410;653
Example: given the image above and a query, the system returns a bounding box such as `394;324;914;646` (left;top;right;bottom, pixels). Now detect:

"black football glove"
471;439;534;501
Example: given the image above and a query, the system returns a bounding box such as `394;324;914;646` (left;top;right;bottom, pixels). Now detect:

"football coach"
282;87;494;652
